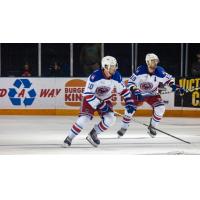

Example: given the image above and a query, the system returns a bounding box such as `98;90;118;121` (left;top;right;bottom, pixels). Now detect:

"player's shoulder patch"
135;64;148;75
89;69;104;82
155;66;166;78
112;70;122;83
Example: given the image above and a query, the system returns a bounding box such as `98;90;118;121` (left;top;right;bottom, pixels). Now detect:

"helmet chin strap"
147;60;157;72
103;66;115;78
148;65;157;74
107;70;113;78
108;72;114;76
103;64;117;78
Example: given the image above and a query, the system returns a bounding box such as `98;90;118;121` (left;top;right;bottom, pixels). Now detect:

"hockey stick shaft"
114;111;191;144
160;87;200;95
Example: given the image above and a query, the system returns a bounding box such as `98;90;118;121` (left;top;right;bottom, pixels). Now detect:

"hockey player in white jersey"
63;56;134;147
117;53;186;138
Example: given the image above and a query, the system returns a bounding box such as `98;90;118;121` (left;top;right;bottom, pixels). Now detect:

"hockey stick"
139;87;200;97
114;111;191;144
159;87;200;95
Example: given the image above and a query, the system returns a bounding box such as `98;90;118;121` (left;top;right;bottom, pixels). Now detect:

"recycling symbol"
8;79;37;106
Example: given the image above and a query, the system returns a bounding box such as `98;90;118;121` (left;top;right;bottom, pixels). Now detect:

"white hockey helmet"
101;56;118;70
145;53;159;65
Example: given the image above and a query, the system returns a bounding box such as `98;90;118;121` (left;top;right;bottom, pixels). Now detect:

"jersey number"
88;83;94;89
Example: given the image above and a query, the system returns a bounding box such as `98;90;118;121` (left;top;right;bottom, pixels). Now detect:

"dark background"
0;43;199;78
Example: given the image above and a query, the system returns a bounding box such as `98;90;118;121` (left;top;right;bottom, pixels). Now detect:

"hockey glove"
170;84;186;96
170;84;177;92
98;101;112;114
125;99;136;114
178;87;186;96
131;88;143;101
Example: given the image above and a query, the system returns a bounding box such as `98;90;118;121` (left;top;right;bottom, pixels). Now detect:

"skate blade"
117;134;123;139
62;142;70;148
86;136;98;148
147;130;156;138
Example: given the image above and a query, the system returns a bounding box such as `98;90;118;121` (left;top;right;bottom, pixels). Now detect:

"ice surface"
0;115;199;155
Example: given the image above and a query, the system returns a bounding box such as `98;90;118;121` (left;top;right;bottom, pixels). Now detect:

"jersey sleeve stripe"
84;92;95;95
85;95;95;100
123;92;130;98
87;96;97;103
85;95;101;109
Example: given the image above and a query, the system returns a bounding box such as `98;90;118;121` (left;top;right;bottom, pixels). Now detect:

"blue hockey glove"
125;99;136;114
131;88;143;101
178;87;186;96
98;101;112;114
170;84;186;96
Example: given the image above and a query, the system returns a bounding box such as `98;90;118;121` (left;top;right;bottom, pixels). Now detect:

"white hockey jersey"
127;65;174;94
83;69;132;109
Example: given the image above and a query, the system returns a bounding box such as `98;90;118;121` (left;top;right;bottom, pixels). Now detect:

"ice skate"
63;136;72;147
117;128;127;138
147;124;157;138
86;128;100;147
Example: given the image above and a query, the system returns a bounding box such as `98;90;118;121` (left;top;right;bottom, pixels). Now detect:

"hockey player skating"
117;53;186;138
63;56;134;147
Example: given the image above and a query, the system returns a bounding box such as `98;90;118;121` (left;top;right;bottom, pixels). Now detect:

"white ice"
0;115;200;155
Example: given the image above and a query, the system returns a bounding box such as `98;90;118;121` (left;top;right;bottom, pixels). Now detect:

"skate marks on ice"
0;136;199;155
0;116;199;154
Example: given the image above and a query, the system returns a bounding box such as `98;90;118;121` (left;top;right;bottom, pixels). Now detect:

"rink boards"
0;77;199;117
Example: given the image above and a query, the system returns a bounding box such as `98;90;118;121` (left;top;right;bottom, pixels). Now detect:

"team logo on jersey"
140;82;153;91
96;86;110;96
